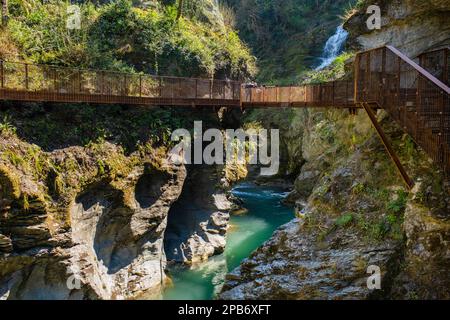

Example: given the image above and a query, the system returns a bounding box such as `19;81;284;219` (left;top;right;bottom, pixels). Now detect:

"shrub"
335;213;354;227
5;0;256;79
386;190;408;214
0;115;17;136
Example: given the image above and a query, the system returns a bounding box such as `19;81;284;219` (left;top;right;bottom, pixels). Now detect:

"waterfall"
315;25;349;70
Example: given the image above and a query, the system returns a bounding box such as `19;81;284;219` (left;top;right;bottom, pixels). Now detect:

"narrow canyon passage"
161;183;294;300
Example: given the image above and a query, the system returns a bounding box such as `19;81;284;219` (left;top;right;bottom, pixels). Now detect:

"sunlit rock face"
390;181;450;300
67;166;183;300
164;165;231;265
221;101;449;299
219;219;402;300
0;136;186;300
344;0;450;57
0;105;239;300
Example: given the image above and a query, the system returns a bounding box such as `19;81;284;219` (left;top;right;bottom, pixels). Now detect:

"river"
162;183;294;300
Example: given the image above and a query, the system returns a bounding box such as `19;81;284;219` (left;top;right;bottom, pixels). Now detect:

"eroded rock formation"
0;134;189;299
164;165;232;264
219;0;450;300
0;103;245;300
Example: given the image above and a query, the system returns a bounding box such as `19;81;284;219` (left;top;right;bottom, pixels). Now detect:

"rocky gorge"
0;105;244;300
220;110;450;299
219;0;450;300
0;0;450;301
0;0;254;300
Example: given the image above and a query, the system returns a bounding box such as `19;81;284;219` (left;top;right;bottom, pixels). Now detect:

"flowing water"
162;183;294;300
315;25;349;70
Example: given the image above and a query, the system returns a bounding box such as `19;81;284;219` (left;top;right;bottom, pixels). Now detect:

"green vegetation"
301;52;354;84
351;188;408;242
0;115;17;136
341;0;368;20
335;212;354;227
1;1;257;154
225;0;357;83
304;136;411;244
3;0;256;78
0;104;205;153
0;0;258;212
313;197;407;243
386;190;408;214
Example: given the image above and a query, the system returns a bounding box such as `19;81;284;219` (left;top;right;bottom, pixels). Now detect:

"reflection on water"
162;183;294;300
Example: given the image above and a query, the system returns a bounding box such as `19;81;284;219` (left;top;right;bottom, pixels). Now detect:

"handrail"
386;45;450;94
240;79;355;108
0;59;242;105
419;46;450;56
0;59;241;85
355;45;450;181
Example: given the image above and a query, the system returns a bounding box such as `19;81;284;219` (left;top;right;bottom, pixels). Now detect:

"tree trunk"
1;0;8;27
176;0;184;20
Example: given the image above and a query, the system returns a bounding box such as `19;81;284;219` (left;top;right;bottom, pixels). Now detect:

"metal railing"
0;60;241;106
355;45;450;176
240;79;355;108
418;47;449;85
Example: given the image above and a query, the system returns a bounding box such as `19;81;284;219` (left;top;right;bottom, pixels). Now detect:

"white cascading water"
315;25;349;70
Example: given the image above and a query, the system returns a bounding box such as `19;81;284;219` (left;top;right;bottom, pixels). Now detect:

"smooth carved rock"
64;164;186;300
164;165;231;264
0;141;187;300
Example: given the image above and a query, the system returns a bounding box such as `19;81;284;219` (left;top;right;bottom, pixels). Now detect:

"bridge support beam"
361;102;414;189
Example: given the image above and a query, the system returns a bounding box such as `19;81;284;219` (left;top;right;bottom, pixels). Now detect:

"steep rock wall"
0;104;243;300
344;0;450;57
221;108;449;300
164;165;231;264
0;135;186;299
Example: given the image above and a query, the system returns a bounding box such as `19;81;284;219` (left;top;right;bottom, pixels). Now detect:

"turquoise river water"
162;183;294;300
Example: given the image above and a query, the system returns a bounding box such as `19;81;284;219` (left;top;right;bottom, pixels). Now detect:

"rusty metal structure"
240;79;355;108
0;60;241;107
418;47;449;85
1;45;449;187
354;46;450;187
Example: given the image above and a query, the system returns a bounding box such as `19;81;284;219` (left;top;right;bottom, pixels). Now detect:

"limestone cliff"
344;0;450;57
0;132;186;299
0;0;250;301
164;165;232;265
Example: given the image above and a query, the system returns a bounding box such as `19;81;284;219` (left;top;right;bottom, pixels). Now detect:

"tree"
176;0;184;20
1;0;7;27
